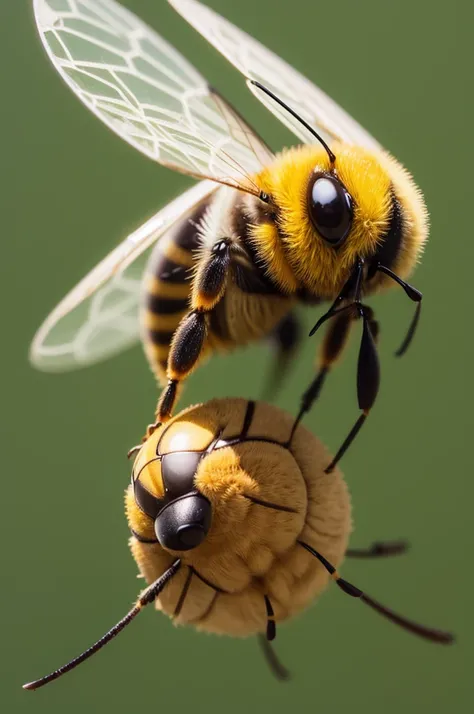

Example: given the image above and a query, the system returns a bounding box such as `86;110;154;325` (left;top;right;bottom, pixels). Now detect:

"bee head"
126;400;307;563
128;418;215;552
254;143;427;298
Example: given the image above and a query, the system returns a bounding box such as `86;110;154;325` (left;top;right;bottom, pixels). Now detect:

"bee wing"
169;0;381;151
30;181;216;372
33;0;274;193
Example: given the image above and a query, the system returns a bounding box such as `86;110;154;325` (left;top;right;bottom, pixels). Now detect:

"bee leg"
262;311;301;401
258;635;290;682
155;239;232;423
324;305;379;473
288;309;353;444
346;539;409;558
258;595;290;681
298;541;454;645
263;594;276;641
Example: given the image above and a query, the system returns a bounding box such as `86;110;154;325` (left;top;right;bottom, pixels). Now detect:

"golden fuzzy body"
126;398;351;636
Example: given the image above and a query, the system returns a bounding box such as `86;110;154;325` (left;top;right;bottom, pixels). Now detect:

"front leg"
300;304;379;416
289;305;380;472
289;308;354;445
153;238;232;427
324;304;380;472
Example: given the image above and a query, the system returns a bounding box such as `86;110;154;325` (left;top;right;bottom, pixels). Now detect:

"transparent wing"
33;0;274;193
30;181;216;372
169;0;381;151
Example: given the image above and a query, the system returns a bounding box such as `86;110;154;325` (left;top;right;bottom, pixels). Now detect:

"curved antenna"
23;560;181;691
249;80;336;164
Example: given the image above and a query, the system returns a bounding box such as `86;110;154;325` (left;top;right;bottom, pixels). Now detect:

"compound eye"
134;478;163;520
307;174;353;246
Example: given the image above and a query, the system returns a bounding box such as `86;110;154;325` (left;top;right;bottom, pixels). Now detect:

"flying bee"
23;398;453;690
31;0;427;468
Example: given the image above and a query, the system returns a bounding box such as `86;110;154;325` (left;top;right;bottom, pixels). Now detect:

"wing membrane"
169;0;381;151
30;181;216;371
33;0;273;192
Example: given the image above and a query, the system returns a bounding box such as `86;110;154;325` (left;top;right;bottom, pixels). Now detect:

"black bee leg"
396;300;422;357
264;594;276;641
263;311;301;401
376;264;422;356
325;305;379;473
258;635;290;681
258;595;290;681
22;559;183;691
155;239;231;423
298;541;454;645
289;309;353;443
346;540;409;558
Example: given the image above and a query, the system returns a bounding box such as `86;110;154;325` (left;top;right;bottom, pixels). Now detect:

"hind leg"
151;238;232;430
262;311;301;401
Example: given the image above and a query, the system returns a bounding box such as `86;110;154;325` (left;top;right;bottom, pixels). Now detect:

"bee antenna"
298;541;454;645
23;560;182;691
248;80;336;164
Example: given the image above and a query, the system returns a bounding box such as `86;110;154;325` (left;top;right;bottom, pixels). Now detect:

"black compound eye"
134;478;163;520
307;174;353;247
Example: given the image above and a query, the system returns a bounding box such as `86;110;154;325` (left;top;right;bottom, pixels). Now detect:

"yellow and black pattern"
141;189;295;421
126;398;351;637
141;200;210;383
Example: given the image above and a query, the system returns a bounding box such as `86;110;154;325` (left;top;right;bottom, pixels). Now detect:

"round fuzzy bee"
126;398;350;637
31;0;427;468
24;399;453;690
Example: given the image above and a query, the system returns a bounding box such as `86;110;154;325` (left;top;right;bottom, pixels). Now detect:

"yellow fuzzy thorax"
252;143;426;297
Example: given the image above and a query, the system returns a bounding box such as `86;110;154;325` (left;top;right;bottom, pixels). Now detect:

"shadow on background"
2;1;471;712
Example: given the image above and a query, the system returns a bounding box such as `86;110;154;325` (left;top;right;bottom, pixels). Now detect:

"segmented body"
140;187;294;382
126;398;351;636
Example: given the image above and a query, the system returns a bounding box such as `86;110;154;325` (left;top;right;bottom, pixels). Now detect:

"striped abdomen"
141;199;209;382
140;188;293;383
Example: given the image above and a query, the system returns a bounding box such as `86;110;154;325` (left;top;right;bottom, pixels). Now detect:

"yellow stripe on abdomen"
141;212;201;382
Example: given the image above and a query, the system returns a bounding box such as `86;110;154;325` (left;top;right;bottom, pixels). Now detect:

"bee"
23;398;453;690
31;0;427;468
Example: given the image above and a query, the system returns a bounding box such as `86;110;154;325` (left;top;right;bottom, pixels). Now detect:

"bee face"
127;399;348;637
255;143;426;298
131;419;216;552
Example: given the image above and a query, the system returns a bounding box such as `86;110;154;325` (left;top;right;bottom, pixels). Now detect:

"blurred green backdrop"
2;0;471;711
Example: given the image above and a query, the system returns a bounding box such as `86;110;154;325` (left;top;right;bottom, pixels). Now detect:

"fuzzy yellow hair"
127;398;351;637
251;142;427;297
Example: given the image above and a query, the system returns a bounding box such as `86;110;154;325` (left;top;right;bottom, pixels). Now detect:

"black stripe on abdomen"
148;329;175;346
142;199;209;378
146;294;189;315
154;258;190;283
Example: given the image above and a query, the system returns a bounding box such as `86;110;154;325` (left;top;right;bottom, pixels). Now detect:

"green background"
3;0;471;711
